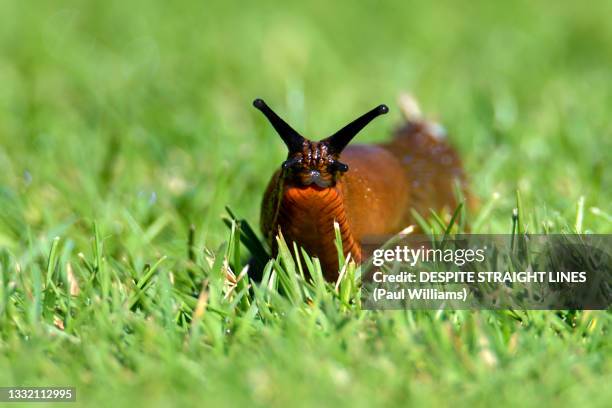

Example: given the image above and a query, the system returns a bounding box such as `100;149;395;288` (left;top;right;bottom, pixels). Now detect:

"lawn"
0;0;610;406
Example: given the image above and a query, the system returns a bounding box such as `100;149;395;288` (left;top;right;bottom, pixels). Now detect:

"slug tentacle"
322;104;389;153
253;98;305;153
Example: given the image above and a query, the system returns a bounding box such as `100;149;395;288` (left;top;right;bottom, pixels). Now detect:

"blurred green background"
0;0;611;406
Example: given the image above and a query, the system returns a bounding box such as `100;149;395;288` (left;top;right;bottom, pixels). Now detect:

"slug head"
253;98;388;188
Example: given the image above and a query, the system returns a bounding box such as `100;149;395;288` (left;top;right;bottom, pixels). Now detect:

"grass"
0;0;611;406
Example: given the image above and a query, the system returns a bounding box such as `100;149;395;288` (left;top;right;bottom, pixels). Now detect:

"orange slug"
255;95;469;281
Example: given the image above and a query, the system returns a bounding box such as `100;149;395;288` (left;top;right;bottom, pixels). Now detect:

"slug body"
255;97;467;281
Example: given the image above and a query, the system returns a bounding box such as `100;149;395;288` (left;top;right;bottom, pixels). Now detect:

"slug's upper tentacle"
253;98;305;153
322;104;389;154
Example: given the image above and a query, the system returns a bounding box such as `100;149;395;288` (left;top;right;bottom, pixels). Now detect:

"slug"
255;95;468;281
